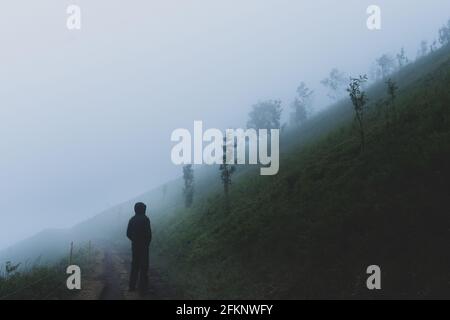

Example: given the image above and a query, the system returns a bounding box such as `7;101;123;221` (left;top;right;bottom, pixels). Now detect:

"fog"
0;0;448;249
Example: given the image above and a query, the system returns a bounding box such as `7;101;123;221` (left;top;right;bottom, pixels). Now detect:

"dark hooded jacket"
126;212;152;247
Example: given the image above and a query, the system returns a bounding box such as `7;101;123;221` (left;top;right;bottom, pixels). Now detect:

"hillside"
2;44;449;300
149;45;450;299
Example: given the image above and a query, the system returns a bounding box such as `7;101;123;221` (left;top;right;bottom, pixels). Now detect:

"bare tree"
347;75;369;152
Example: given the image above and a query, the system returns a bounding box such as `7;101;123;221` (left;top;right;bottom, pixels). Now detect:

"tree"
182;165;194;208
386;78;398;105
430;40;438;53
347;75;369;152
369;63;382;82
321;68;347;100
219;136;235;214
396;48;409;69
376;54;396;79
385;78;399;126
438;19;450;46
290;99;307;126
247;100;282;130
417;40;428;58
291;82;313;126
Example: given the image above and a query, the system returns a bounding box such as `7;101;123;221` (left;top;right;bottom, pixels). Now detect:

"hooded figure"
127;202;152;292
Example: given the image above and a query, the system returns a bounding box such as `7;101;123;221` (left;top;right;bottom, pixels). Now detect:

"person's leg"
138;246;149;292
129;245;139;291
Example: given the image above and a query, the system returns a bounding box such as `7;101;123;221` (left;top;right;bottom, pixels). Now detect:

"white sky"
0;0;449;249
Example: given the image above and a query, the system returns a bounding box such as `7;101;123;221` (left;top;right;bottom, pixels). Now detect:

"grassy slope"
0;243;95;300
151;46;450;299
1;45;448;300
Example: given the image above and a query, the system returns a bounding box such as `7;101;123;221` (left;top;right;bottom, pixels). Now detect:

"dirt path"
99;247;176;300
99;250;125;300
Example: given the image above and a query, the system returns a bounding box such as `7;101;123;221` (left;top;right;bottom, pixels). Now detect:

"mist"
1;0;449;249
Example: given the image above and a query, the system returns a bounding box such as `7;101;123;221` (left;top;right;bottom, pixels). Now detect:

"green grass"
150;45;450;299
0;242;97;300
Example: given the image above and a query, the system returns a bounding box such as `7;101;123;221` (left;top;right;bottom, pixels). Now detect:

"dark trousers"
129;243;149;291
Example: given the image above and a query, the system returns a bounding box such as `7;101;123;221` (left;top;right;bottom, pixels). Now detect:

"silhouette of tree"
386;78;398;104
385;78;399;127
430;40;438;53
219;136;235;214
396;48;409;69
347;75;369;152
182;165;194;208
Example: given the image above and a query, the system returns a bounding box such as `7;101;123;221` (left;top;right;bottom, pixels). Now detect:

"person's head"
134;202;147;215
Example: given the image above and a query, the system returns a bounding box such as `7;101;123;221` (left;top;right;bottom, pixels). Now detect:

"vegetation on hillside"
0;242;96;300
150;42;450;299
2;18;449;300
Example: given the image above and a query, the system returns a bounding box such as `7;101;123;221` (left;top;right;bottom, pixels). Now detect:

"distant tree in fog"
247;100;282;131
430;40;438;53
290;82;313;126
182;165;194;208
417;40;429;58
376;54;396;79
438;19;450;46
321;69;347;100
385;78;399;126
386;78;398;106
219;137;235;214
347;75;369;152
369;63;382;82
396;48;409;69
290;99;307;127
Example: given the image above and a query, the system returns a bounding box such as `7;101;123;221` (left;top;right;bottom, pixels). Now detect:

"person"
126;202;152;292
